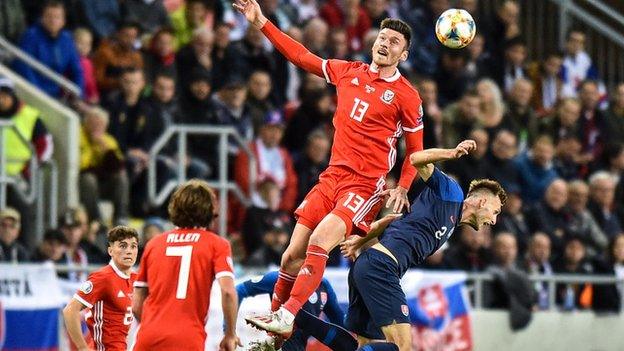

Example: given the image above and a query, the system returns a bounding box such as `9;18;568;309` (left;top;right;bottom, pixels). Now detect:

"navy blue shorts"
345;248;410;340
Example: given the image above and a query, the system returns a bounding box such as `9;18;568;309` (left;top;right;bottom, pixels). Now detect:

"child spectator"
74;27;99;104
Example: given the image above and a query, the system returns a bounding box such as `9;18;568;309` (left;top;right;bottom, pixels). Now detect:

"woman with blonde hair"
476;78;508;135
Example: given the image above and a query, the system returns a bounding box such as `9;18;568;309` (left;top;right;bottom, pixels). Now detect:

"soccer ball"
435;8;477;49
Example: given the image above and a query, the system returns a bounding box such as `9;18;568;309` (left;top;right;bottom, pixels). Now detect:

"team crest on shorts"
320;291;328;306
401;304;409;317
381;89;395;104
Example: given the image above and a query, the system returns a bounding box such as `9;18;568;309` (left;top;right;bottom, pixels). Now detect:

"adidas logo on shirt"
351;77;359;86
117;290;126;298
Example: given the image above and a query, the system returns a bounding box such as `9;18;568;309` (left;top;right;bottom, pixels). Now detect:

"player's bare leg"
246;214;347;336
357;335;373;347
270;223;313;311
380;323;412;351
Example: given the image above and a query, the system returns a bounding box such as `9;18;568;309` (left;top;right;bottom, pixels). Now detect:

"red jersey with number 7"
321;59;423;178
133;228;234;350
73;262;137;351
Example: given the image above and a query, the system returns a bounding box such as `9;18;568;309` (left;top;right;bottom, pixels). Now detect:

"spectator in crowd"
235;110;298;214
442;88;482;148
481;0;521;64
566;180;608;259
553;236;593;310
246;70;275;132
0;0;26;42
484;232;536;317
600;143;624;207
328;28;350;60
443;226;491;271
74;207;108;264
246;218;291;267
290;0;319;24
476;79;507;139
233;25;276;79
527;51;564;117
79;106;129;226
58;208;89;282
418;78;444;149
121;0;170;34
79;0;120;40
14;0;84;98
212;22;246;92
522;232;553;309
213;75;253;155
0;208;29;262
444;128;489;191
105;67;148;163
402;0;450;76
241;178;290;257
514;135;558;204
0;77;53;245
588;171;623;238
495;36;528;93
465;34;490;83
73;28;99;104
605;83;624;141
435;48;471;106
294;130;331;204
493;187;530;255
539;97;582;145
577;80;607;163
137;216;166;263
93;22;143;94
484;129;520;192
320;0;371;53
504;79;538;152
176;27;215;98
363;0;391;29
592;234;624;313
31;229;68;263
170;0;222;49
283;87;333;154
526;179;570;255
142;27;177;84
561;28;599;98
553;135;584;180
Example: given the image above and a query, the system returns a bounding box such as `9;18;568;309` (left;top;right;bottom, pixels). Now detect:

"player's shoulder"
88;264;113;281
434;168;464;202
396;76;421;98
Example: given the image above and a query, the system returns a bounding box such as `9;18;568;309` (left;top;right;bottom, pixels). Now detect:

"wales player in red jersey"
234;0;425;337
132;180;240;351
63;226;139;351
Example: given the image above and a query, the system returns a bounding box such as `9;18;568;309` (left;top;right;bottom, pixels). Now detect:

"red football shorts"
294;166;386;236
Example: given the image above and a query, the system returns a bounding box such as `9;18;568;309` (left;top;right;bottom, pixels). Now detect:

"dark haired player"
234;0;425;336
63;226;139;351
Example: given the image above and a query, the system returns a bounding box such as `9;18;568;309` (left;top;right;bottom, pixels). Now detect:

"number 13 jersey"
134;228;234;349
322;59;423;179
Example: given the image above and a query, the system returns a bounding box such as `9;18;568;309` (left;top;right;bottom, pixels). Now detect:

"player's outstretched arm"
341;213;402;260
219;276;242;351
409;140;476;181
63;299;94;351
233;0;324;77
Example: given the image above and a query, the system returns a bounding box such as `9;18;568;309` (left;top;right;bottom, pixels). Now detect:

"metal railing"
147;125;256;236
0;35;81;98
469;271;624;310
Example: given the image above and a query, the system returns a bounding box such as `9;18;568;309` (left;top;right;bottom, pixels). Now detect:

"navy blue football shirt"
380;167;464;276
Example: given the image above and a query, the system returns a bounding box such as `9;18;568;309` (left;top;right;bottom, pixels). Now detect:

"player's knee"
281;250;304;271
382;325;411;351
309;218;347;250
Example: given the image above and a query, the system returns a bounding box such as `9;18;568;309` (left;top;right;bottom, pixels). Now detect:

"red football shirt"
321;59;423;179
74;262;137;351
133;228;234;349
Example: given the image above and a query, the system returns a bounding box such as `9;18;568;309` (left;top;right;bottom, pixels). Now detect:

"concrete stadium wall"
473;310;624;351
0;63;80;214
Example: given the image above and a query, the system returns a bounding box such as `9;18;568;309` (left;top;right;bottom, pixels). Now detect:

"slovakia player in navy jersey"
239;271;357;351
333;139;507;351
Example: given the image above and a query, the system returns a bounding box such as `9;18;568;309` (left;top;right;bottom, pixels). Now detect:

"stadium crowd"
1;0;623;313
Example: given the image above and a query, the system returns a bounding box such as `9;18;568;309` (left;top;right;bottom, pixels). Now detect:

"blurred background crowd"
0;0;623;312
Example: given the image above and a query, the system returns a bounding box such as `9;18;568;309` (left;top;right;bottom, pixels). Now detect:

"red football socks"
283;245;329;316
271;270;297;311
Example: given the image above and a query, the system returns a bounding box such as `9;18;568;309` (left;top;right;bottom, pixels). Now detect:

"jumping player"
234;0;424;336
238;271;356;351
132;180;241;350
339;140;507;350
63;226;139;351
